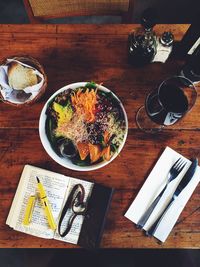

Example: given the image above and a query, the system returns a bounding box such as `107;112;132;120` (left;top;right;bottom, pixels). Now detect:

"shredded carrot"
71;88;97;123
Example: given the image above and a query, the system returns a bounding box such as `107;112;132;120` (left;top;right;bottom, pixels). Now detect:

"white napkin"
0;59;44;104
152;37;172;63
125;146;200;242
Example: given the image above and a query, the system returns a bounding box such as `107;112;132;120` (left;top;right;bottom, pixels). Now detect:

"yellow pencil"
36;176;57;230
23;195;36;225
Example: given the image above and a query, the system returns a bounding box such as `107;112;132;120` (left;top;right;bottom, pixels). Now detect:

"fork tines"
173;158;186;172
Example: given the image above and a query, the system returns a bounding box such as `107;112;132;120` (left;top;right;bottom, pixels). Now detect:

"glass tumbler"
136;76;197;133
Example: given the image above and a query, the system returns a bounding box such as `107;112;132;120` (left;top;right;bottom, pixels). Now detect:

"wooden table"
0;24;200;248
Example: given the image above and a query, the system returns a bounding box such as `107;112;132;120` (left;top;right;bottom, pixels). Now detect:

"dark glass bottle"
177;21;200;58
174;12;200;59
180;44;200;84
128;8;157;67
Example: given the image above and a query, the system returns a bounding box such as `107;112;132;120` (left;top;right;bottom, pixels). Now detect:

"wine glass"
136;76;197;133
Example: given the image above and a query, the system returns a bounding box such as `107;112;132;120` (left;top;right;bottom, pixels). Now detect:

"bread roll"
8;62;38;90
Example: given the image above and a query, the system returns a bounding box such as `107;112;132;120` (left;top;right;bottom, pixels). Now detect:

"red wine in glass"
136;76;197;133
146;84;189;126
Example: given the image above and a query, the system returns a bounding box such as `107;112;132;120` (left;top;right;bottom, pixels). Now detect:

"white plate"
39;82;128;171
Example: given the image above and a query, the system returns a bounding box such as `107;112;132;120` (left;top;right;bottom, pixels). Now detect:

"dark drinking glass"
128;33;156;66
136;76;197;133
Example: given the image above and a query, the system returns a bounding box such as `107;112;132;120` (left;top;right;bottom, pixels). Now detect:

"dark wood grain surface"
0;24;200;248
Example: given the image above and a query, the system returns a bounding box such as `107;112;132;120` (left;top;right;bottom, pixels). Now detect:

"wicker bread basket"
0;55;47;107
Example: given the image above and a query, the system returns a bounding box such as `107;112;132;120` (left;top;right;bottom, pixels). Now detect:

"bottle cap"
160;32;174;47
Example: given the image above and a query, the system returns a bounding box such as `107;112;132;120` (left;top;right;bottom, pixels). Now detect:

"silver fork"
136;158;187;229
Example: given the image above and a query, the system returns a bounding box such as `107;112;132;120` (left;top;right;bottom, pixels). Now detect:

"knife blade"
172;158;198;198
146;158;198;236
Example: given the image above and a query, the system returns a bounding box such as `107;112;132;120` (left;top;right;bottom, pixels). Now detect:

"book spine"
78;184;114;249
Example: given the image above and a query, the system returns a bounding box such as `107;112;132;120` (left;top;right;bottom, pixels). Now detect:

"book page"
54;177;94;244
6;165;29;227
6;165;69;239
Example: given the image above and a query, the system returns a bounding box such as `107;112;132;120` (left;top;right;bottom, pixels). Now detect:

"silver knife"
146;158;198;237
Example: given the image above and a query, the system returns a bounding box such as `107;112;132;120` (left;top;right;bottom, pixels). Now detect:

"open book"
6;165;114;248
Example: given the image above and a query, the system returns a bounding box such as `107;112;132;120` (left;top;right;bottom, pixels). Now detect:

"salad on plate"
45;82;126;166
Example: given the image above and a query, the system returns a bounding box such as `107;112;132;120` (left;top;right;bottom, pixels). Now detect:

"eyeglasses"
58;184;87;237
